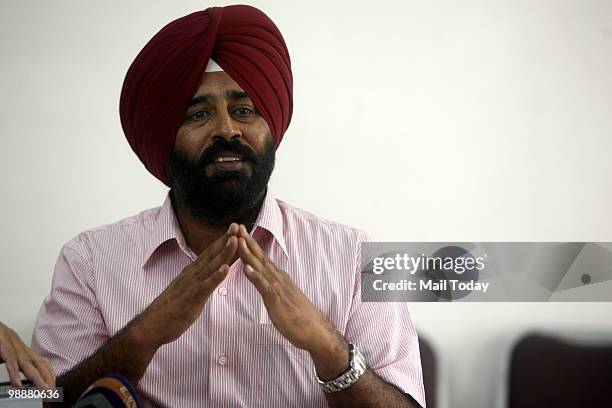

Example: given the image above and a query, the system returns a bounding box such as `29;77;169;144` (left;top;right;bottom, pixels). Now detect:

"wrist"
126;315;159;357
309;331;349;380
315;342;368;394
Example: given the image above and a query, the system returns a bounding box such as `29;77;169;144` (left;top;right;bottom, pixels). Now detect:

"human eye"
187;110;209;122
233;107;254;117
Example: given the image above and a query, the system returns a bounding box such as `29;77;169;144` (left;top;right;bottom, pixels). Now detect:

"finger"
1;344;22;387
18;357;49;389
30;354;54;389
200;264;230;294
15;338;54;389
206;235;239;274
41;358;56;388
194;237;239;297
194;223;241;265
237;225;266;259
193;233;238;284
238;237;281;285
196;223;237;261
237;227;284;282
243;264;277;303
237;237;265;273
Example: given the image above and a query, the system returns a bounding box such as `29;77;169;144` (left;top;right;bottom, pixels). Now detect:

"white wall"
1;1;611;407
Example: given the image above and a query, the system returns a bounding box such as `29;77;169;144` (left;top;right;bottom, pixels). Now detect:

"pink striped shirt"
32;189;425;407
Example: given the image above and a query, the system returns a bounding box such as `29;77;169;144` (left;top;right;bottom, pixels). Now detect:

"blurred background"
0;1;611;407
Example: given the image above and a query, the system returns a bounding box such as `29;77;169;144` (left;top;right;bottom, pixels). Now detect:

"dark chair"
507;332;612;408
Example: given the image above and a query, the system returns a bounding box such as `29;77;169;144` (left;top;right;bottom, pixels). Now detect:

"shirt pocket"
250;324;317;406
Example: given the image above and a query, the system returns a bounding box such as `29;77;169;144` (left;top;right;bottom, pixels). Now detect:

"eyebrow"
187;90;250;107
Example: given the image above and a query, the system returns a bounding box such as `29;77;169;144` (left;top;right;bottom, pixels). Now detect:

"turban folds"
119;5;293;186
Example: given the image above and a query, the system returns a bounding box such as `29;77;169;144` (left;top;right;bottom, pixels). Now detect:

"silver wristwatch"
314;342;367;393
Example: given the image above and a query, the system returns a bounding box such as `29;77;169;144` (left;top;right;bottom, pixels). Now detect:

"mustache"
198;139;259;167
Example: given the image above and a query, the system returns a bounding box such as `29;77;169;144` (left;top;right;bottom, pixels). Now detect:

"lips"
209;151;247;171
211;152;244;163
215;156;243;163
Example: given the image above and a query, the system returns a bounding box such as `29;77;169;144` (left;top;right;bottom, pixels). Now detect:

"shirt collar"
141;192;191;268
252;187;288;258
142;187;288;268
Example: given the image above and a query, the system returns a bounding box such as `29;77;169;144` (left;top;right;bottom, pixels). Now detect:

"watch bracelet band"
314;342;367;393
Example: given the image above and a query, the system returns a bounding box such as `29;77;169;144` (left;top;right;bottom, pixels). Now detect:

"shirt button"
217;355;228;366
218;287;228;296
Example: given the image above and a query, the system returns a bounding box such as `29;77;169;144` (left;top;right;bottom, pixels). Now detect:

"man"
32;5;426;407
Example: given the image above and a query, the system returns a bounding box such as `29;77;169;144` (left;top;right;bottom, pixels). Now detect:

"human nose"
211;106;241;141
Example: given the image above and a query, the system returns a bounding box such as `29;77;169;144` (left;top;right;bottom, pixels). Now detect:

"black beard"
168;136;275;227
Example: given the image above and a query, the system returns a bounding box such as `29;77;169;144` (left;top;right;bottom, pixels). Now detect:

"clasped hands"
139;223;349;380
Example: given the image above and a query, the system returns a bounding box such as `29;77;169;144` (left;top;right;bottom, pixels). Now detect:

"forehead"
192;71;246;97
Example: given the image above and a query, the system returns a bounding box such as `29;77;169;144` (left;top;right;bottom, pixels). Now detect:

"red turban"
119;5;293;186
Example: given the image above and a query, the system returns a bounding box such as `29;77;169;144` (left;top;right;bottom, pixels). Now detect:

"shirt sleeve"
31;237;109;376
342;231;427;408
